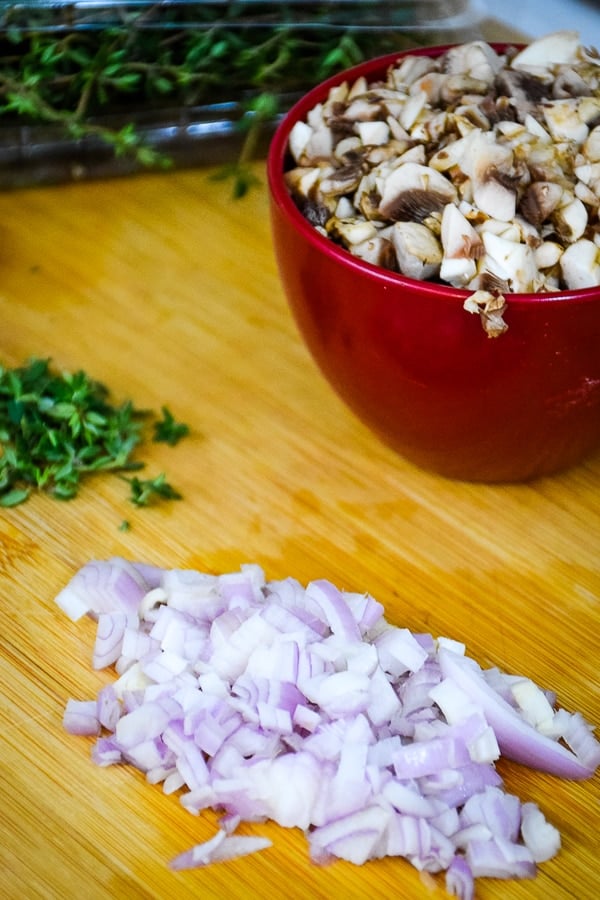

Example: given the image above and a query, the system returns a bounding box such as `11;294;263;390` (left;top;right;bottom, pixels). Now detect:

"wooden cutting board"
0;161;599;900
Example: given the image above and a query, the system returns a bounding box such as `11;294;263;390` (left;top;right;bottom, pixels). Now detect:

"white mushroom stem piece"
534;241;564;270
463;131;518;221
583;125;600;162
542;99;595;145
443;40;503;84
391;222;442;280
350;236;397;268
480;232;539;293
552;193;588;242
326;217;379;246
560;239;600;288
510;30;581;69
440;203;483;286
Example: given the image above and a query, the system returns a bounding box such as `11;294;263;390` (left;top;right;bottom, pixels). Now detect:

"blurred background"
491;0;600;45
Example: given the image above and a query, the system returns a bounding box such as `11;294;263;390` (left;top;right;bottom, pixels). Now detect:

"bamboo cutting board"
0;161;599;900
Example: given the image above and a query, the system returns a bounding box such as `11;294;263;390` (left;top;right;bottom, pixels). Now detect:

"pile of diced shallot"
57;558;600;898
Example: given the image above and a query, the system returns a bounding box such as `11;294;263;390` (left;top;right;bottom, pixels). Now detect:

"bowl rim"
267;42;600;308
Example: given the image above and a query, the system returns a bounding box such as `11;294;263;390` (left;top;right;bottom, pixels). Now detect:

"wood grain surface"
0;159;599;900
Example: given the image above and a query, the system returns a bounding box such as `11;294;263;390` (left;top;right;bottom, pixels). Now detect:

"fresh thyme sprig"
0;358;189;508
0;2;421;189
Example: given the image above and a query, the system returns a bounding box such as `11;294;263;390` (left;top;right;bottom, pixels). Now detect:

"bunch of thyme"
0;1;422;194
0;358;188;509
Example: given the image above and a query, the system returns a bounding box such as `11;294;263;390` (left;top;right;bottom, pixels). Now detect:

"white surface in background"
486;0;600;47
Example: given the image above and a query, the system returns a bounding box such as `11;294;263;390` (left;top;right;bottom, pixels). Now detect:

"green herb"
153;405;190;446
124;472;183;507
0;2;423;189
0;487;30;507
0;358;188;508
211;91;279;198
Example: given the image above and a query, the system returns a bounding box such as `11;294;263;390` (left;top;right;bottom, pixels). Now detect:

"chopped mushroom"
285;31;600;335
440;203;483;285
391;221;442;280
560;239;600;288
372;161;458;222
463;290;509;337
480;232;540;293
520;181;563;228
350;235;398;269
443;40;504;85
583;124;600;161
511;31;581;69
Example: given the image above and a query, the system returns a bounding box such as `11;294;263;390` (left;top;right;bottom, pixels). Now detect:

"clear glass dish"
0;1;485;187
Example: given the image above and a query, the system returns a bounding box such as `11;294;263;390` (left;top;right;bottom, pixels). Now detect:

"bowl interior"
267;43;600;309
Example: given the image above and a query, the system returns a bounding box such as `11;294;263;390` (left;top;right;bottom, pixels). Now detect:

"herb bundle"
0;358;188;509
0;1;455;192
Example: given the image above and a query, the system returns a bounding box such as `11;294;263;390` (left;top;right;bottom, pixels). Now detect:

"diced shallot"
57;558;600;892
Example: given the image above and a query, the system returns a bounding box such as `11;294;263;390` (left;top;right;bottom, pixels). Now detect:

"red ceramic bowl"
267;45;600;482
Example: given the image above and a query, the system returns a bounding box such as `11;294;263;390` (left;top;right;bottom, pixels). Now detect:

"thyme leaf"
153;405;190;446
124;473;183;507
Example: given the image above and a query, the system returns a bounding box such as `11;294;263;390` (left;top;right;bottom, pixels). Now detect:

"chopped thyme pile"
0;358;188;508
